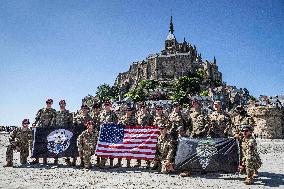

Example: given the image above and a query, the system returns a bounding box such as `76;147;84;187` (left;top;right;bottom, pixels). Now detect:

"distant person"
4;119;32;167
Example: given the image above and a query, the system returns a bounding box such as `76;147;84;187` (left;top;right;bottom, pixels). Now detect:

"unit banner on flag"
95;123;159;160
31;125;85;158
175;137;239;173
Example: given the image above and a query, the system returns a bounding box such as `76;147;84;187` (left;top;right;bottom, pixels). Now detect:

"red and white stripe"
95;126;159;160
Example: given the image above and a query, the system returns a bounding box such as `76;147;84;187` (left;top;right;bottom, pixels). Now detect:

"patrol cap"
59;100;66;105
126;106;133;111
236;105;243;110
155;105;163;110
214;100;221;104
158;124;167;130
22;119;30;124
93;103;100;109
104;100;112;106
173;102;180;107
46;99;53;104
177;125;185;131
81;105;89;110
241;125;253;132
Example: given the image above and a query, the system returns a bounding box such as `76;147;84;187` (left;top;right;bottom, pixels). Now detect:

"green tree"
96;83;119;101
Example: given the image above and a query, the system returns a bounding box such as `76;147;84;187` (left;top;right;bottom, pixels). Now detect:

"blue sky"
0;0;283;125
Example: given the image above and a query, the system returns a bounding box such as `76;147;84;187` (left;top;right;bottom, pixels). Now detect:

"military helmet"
93;103;100;109
155;105;163;109
104;100;112;106
59;100;66;105
158;124;166;130
22;119;30;124
173;102;180;107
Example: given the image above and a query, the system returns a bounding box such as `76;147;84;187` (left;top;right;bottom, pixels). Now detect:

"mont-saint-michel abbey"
115;16;222;90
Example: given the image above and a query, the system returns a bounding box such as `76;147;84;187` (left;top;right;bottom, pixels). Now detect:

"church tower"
163;16;178;54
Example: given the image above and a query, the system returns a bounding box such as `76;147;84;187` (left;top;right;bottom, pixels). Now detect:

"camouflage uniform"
153;134;175;173
241;136;262;183
168;111;187;141
77;130;98;168
189;109;209;138
231;114;255;136
136;111;154;126
99;110;118;167
153;114;168;127
73;114;93;127
92;112;101;132
34;108;56;127
54;110;73;127
5;128;32;165
209;110;231;138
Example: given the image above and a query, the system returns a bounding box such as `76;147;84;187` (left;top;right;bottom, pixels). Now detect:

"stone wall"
248;106;284;139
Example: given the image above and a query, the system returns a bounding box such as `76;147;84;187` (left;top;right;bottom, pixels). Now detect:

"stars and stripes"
95;123;159;160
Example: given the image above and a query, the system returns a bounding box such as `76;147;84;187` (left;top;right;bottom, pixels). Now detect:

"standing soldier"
238;125;262;185
73;105;92;127
153;105;168;127
118;106;137;168
91;103;101;166
168;102;187;141
31;98;56;164
152;124;174;174
230;105;255;137
54;100;73;165
135;102;153;168
4;119;32;167
208;101;231;138
99;100;118;168
189;99;209;138
77;121;98;169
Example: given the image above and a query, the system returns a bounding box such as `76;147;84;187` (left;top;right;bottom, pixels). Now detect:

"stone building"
248;106;283;139
114;16;222;90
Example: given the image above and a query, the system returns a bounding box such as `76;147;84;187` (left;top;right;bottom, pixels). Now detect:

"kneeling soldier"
152;124;174;173
77;121;98;169
4;119;32;167
238;125;262;185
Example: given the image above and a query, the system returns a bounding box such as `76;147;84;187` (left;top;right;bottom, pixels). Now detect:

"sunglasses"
242;130;249;133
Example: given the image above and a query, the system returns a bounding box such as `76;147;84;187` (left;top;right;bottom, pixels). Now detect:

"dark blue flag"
175;138;239;173
31;125;85;158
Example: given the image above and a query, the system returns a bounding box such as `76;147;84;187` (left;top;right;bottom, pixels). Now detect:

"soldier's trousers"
6;145;29;164
82;150;93;167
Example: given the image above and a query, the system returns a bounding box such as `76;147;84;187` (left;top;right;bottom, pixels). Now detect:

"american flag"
95;123;159;160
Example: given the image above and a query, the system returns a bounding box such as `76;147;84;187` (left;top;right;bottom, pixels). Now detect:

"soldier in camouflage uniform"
152;124;175;174
135;102;153;168
208;101;231;138
77;121;98;169
189;99;209;138
31;99;56;164
54;100;73;165
117;106;137;168
4;119;32;167
230;105;255;137
98;100;118;168
73;105;93;128
153;105;168;127
168;102;187;141
91;103;101;166
238;125;262;185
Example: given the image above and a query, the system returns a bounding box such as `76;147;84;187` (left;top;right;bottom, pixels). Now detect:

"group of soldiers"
3;98;262;185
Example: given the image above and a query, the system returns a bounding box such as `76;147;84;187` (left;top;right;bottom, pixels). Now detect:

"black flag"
31;125;85;158
175;138;239;173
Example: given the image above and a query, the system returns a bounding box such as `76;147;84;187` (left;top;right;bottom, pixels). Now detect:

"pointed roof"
166;15;176;40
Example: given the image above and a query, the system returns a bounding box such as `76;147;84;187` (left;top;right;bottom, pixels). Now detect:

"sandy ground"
0;134;283;189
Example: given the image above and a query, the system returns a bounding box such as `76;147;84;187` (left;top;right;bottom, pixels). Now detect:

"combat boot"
146;160;151;169
95;156;100;167
79;157;84;167
126;159;131;168
65;158;72;166
54;158;58;165
43;158;47;164
30;158;39;165
114;158;122;168
84;163;92;169
134;159;141;168
99;158;106;169
3;161;13;167
179;171;190;177
244;177;253;185
253;170;259;178
109;158;114;168
71;158;76;166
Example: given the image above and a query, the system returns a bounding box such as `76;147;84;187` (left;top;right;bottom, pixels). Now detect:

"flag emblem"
47;129;73;154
